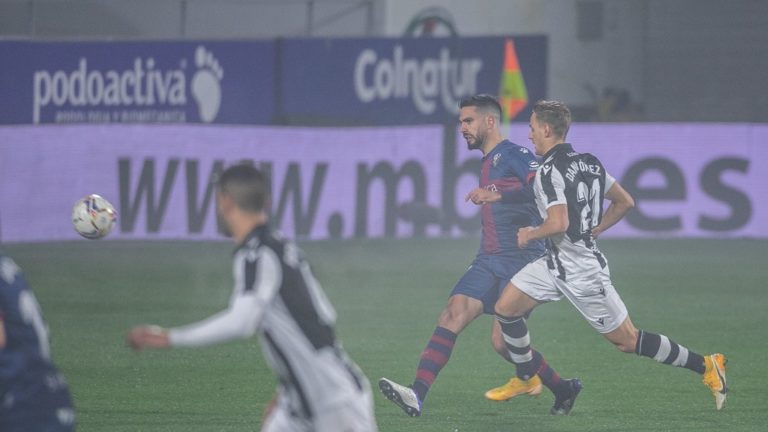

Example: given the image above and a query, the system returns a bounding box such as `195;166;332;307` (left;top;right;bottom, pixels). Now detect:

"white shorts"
261;388;378;432
511;256;629;333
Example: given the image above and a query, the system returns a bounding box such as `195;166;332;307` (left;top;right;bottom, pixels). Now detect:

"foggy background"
1;3;766;431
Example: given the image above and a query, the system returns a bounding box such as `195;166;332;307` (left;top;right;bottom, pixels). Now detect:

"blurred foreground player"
127;163;378;432
1;253;76;432
492;100;728;411
378;95;580;417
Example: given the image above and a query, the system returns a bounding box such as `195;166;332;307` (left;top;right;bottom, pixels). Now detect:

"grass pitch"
5;238;766;431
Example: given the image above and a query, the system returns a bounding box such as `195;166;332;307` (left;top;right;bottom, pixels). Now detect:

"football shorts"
511;256;629;333
261;388;377;432
451;253;540;314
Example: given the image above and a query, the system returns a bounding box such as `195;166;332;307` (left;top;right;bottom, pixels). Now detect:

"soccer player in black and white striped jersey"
491;100;728;412
126;164;378;432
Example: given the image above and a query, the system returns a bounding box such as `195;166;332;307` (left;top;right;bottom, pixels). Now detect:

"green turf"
4;238;767;431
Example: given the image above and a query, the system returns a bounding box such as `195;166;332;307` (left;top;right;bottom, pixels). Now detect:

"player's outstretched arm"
592;181;635;238
127;248;282;351
126;296;263;351
164;295;264;348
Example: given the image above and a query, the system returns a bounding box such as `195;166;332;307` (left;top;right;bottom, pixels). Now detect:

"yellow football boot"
702;353;728;410
484;375;543;401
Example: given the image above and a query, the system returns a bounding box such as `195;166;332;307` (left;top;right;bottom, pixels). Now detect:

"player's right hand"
126;325;171;351
517;226;535;248
465;187;501;205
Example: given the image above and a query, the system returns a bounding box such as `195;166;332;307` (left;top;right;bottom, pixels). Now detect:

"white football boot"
378;377;422;417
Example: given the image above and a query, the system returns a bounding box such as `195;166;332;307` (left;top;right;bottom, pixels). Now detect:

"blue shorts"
450;253;540;314
0;372;75;432
0;410;75;432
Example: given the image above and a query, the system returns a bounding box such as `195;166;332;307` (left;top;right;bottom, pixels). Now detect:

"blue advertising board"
0;40;274;125
0;36;546;126
278;36;547;125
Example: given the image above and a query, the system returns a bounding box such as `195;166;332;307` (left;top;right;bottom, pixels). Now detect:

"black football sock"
496;313;540;380
635;330;706;374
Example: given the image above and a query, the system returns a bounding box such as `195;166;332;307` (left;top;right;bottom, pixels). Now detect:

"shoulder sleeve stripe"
540;165;559;204
255;248;282;299
243;257;258;292
234;246;282;296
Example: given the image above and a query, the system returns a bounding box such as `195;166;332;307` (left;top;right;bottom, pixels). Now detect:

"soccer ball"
72;194;117;239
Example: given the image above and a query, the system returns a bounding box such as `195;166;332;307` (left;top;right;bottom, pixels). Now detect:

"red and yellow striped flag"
498;39;529;122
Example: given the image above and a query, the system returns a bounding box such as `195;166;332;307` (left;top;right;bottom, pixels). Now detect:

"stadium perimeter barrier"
1;123;765;242
0;37;546;126
0;38;765;241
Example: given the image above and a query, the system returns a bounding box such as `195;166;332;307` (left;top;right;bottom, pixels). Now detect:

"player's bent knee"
494;284;536;318
437;308;471;332
493;304;506;318
493;302;525;318
493;298;512;317
605;317;638;353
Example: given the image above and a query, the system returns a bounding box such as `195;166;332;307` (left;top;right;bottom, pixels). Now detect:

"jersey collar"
482;139;508;160
234;223;269;253
542;143;573;162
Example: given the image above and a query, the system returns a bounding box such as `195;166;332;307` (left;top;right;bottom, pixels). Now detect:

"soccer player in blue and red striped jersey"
378;94;581;417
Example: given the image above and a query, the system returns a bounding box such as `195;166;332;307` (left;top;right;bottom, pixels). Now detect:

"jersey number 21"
577;179;602;234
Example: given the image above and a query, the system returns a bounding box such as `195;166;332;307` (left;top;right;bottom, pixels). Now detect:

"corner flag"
498;39;529;122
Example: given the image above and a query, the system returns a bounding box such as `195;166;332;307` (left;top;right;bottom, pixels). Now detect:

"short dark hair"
216;163;269;212
532;100;571;139
459;94;502;121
